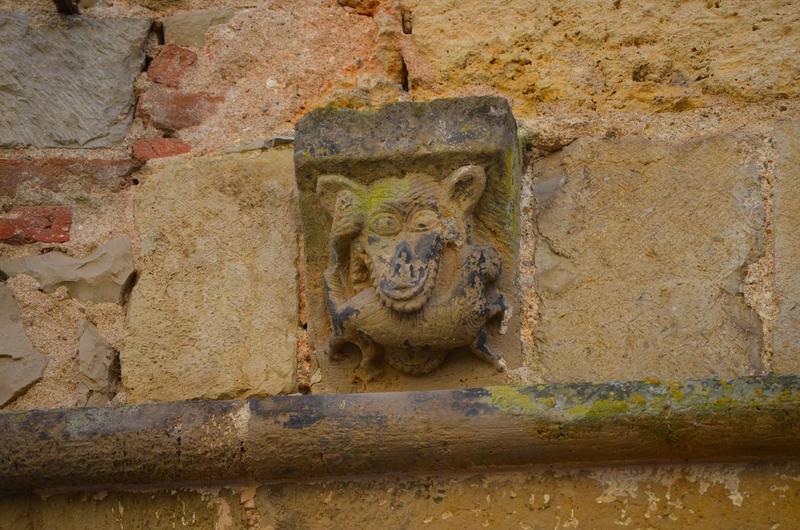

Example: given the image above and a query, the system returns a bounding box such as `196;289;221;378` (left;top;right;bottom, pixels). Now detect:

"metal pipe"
2;376;799;493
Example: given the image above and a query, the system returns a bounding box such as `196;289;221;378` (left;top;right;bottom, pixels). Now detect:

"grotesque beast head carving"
317;165;487;313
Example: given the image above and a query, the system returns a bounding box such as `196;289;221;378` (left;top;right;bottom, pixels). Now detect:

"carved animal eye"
370;213;401;236
408;209;440;232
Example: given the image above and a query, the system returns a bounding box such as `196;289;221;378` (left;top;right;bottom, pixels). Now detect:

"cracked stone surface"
0;12;150;147
0;283;47;406
0;237;135;304
530;132;765;382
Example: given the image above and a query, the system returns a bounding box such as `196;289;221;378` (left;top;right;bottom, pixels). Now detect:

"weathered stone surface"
532;132;764;382
0;238;135;304
132;137;191;161
76;320;119;406
0;13;150;148
154;3;391;150
123;148;298;402
162;8;235;47
138;87;222;132
0;158;141;199
403;0;800;114
0;283;47;406
338;0;380;16
147;44;196;87
3;462;800;529
0;206;71;244
295;97;521;392
773;121;800;373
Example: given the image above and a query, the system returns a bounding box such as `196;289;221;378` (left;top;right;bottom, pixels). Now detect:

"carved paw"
355;361;384;383
323;336;347;361
494;357;507;372
469;246;502;281
470;330;507;372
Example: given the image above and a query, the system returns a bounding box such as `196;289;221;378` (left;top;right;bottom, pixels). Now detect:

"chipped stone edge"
1;375;798;493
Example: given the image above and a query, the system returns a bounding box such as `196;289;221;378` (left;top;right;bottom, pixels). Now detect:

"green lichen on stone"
480;377;800;429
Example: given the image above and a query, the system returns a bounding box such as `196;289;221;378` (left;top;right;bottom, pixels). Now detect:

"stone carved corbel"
295;97;521;385
315;165;511;379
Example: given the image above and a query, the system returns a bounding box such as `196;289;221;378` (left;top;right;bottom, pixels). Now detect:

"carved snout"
379;242;428;300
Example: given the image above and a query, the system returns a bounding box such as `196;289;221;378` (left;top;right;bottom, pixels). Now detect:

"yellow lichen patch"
566;398;630;420
483;386;551;416
361;177;412;214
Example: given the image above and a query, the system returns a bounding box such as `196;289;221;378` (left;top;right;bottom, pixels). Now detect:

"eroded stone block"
531;132;765;382
162;9;235;47
132;138;192;161
146;44;197;87
0;238;135;304
138;87;223;132
122;148;298;402
0;13;150;148
0;157;141;199
773;121;800;373
0;283;47;406
0;206;72;244
76;320;119;406
295;96;521;391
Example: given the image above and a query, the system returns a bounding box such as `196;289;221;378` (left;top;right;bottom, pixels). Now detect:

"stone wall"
3;463;800;529
1;0;799;527
2;0;799;401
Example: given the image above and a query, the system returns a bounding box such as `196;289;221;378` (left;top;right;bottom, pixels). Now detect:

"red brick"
147;44;197;87
133;138;192;161
0;206;72;244
0;158;142;198
138;88;223;132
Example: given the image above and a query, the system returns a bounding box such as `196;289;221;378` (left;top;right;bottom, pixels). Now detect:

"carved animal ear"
442;165;486;213
316;174;364;214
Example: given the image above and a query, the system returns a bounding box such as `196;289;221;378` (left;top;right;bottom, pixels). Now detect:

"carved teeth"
373;255;439;313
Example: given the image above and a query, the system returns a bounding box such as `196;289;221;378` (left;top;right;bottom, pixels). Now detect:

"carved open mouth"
371;259;439;313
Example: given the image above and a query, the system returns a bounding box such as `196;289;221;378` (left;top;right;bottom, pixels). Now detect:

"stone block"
137;3;384;151
0;158;141;199
76;320;119;406
773;121;800;373
138;87;222;132
0;238;135;304
132;138;191;161
0;283;47;406
0;13;150;148
403;0;800;114
531;132;764;382
122;148;298;402
295;96;521;391
0;206;72;244
162;8;235;47
147;44;196;87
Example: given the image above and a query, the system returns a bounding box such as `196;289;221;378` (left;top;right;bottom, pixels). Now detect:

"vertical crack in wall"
400;56;409;92
742;134;778;373
517;155;546;384
296;231;311;394
401;7;412;34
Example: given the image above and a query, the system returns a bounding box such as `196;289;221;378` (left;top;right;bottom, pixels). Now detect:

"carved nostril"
392;241;414;265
